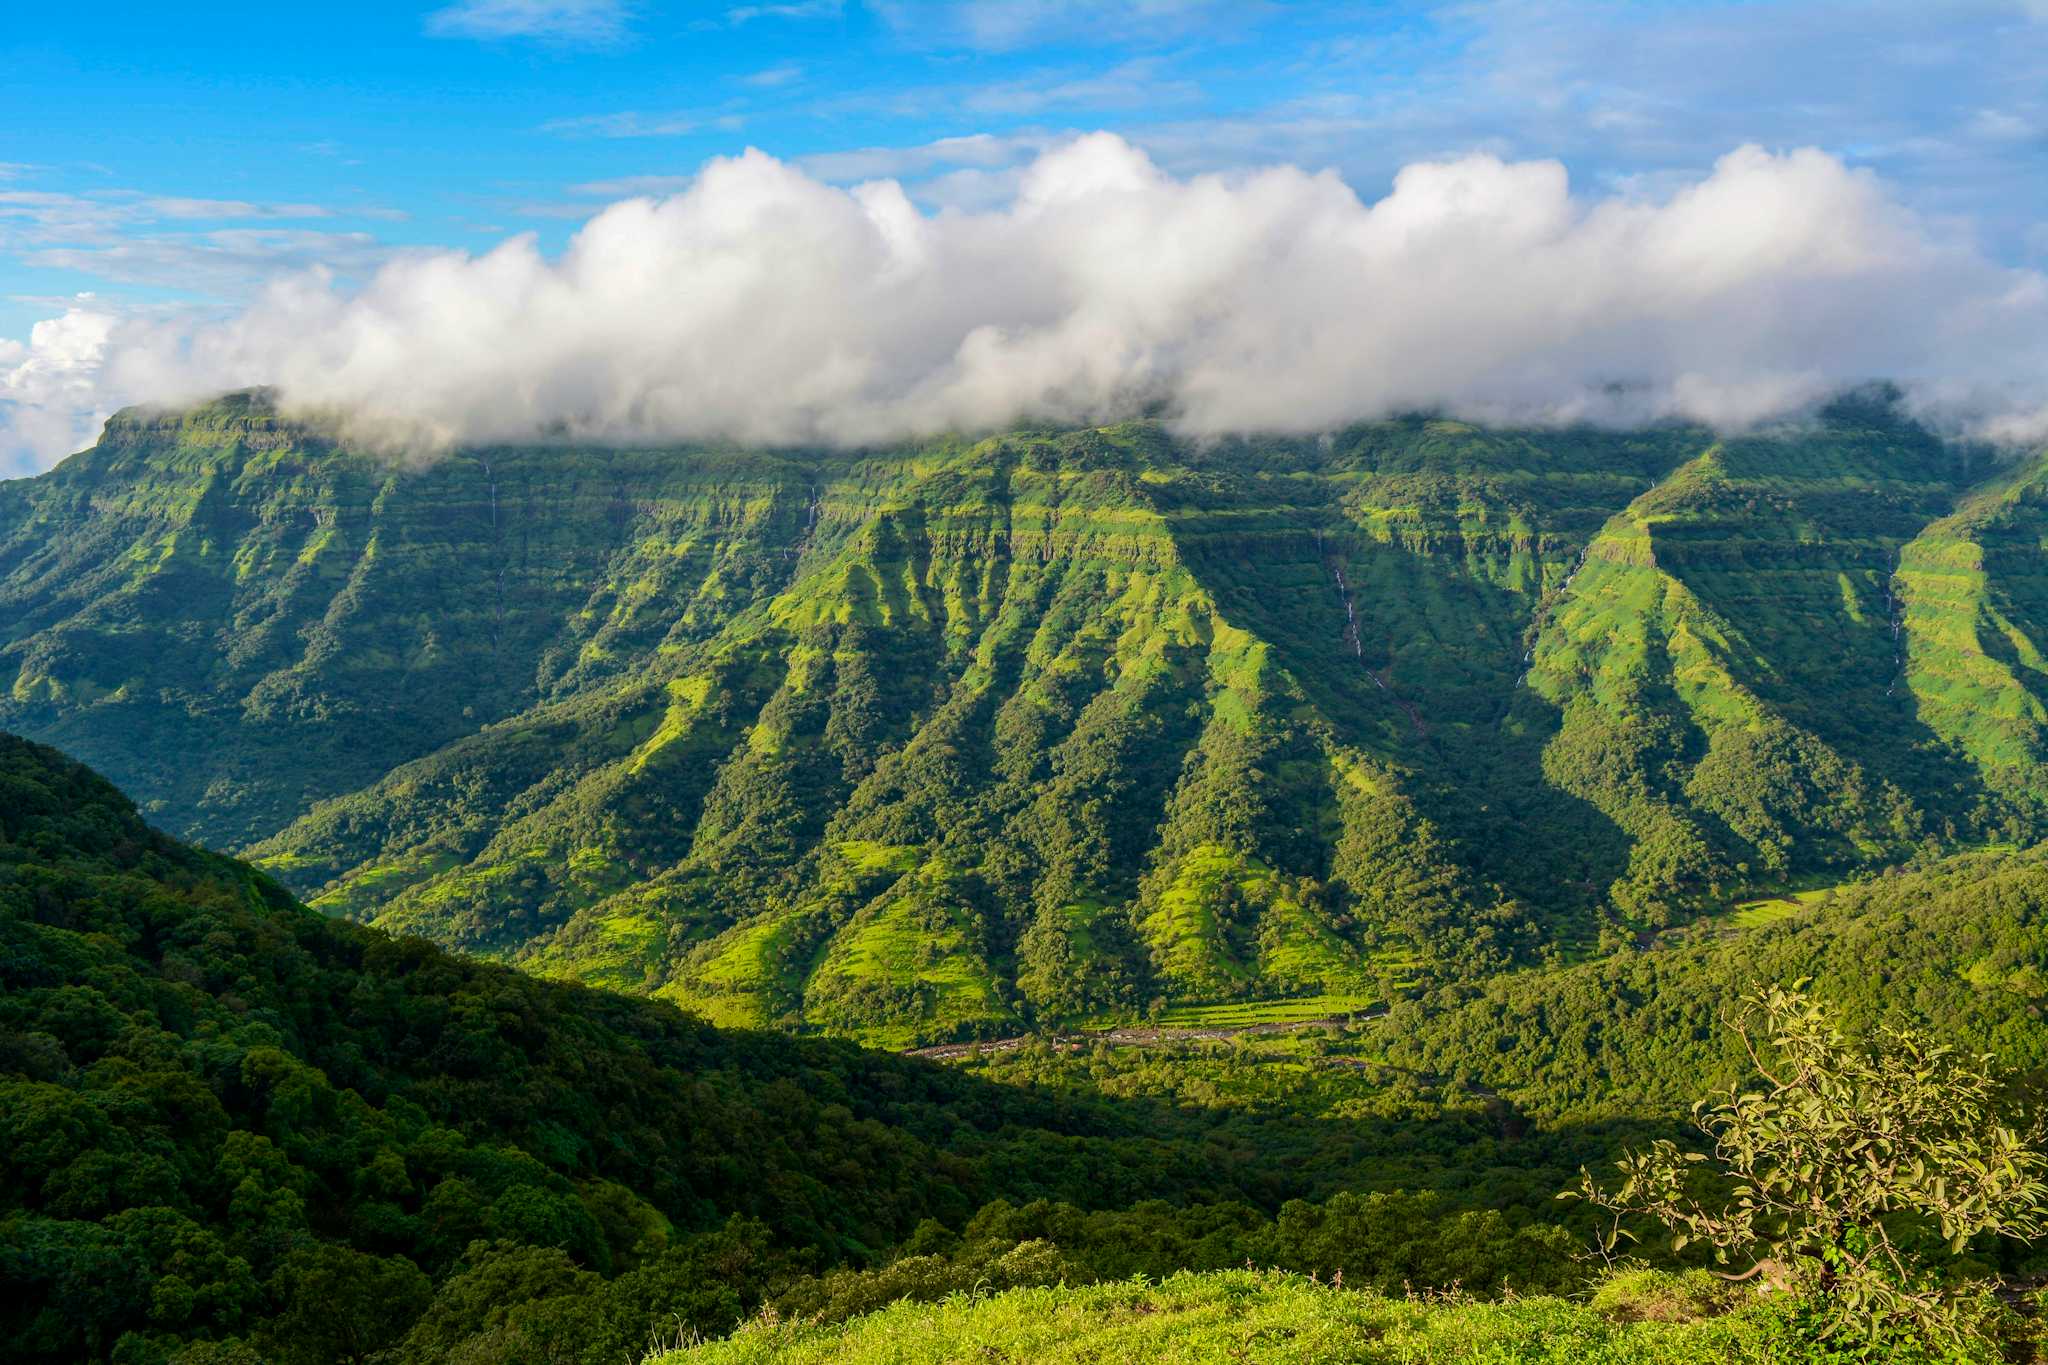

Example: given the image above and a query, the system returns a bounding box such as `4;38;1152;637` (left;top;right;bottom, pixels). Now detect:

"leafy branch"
1564;983;2048;1348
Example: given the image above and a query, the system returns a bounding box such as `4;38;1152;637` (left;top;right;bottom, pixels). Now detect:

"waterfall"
1329;561;1365;660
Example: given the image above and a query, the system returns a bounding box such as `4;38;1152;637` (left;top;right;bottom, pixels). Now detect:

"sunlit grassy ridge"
5;391;2046;1044
655;1270;1788;1365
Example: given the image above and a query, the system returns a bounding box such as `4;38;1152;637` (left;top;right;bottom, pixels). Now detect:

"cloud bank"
5;133;2047;475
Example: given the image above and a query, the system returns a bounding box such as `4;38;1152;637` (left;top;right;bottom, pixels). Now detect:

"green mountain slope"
1379;845;2048;1120
3;392;2042;1045
8;731;1599;1363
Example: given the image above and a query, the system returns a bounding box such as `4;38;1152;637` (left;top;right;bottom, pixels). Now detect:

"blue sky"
4;1;2048;474
5;0;2045;345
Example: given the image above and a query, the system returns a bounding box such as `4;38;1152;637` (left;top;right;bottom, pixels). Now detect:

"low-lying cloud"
5;133;2048;476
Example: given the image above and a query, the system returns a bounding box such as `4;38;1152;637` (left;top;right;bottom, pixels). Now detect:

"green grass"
303;848;461;918
658;913;809;1028
1728;887;1835;929
806;882;1016;1048
834;839;922;875
655;1271;1786;1365
1143;993;1380;1028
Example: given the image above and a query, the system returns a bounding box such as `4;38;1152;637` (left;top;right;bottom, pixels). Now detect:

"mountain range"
4;389;2043;1046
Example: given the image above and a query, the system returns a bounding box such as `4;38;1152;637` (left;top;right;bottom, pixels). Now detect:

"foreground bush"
1571;985;2047;1352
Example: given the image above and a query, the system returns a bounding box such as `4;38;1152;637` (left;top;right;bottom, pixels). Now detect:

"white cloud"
795;132;1057;182
425;0;632;44
0;306;118;476
961;59;1200;116
911;165;1033;213
739;63;805;88
543;109;747;138
5;134;2048;475
873;0;1237;51
725;0;842;22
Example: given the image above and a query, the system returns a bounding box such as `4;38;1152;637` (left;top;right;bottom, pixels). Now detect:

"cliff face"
3;393;2039;1044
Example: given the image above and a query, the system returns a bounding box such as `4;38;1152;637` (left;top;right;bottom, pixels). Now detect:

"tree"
264;1244;431;1365
1566;984;2048;1348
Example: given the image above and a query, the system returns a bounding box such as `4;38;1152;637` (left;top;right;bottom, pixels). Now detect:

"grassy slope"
658;1271;1781;1365
6;394;2048;1046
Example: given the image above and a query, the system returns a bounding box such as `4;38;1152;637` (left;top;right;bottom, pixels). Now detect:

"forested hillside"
0;740;1572;1358
6;734;2046;1361
3;391;2043;1045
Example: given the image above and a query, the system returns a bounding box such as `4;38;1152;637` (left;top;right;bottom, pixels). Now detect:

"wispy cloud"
564;132;1056;214
795;131;1056;182
872;0;1240;51
725;0;841;23
0;191;136;241
0;178;407;309
962;58;1200;116
542;102;748;137
26;230;396;292
0;187;395;246
138;197;335;221
807;55;1201;124
740;63;806;88
425;0;633;45
568;173;698;196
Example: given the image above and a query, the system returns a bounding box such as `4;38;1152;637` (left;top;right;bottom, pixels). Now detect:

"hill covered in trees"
0;732;1632;1363
6;733;2047;1360
3;391;2045;1044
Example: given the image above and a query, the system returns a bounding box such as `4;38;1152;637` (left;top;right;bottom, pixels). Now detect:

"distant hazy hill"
4;391;2044;1044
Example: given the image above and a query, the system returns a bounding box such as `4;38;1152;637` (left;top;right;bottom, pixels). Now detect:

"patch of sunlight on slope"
662;914;807;1029
1138;841;1381;1004
654;1271;1772;1365
804;871;1015;1049
1897;455;2048;783
629;675;713;773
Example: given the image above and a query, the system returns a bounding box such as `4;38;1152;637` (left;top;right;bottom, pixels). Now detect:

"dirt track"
903;1010;1386;1061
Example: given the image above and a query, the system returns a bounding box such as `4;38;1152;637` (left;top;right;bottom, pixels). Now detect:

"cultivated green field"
1143;993;1382;1028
